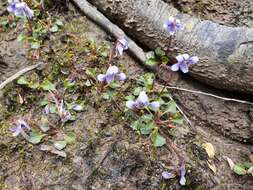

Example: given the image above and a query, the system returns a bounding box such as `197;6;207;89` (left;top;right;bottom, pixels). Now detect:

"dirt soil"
0;1;253;190
164;0;253;27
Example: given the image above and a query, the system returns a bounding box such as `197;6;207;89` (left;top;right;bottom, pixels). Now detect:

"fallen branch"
0;63;43;91
71;0;147;64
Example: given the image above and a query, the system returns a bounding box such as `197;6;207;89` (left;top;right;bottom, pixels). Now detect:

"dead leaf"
247;166;253;176
202;142;215;159
40;145;67;157
18;94;24;104
249;154;253;163
207;161;217;174
224;156;235;169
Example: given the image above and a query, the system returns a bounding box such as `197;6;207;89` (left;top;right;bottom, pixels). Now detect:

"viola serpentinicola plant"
162;162;186;186
97;65;126;84
171;54;199;73
47;92;71;124
162;16;199;73
163;16;183;35
58;100;72;124
126;91;160;110
114;38;128;57
7;0;34;19
10;119;31;137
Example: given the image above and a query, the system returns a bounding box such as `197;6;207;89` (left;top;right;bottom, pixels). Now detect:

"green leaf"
145;58;157;66
140;123;156;135
1;20;9;28
150;129;166;147
133;87;142;96
165;100;177;114
102;93;110;100
54;141;67;150
39;99;48;106
161;56;169;64
39;116;50;132
130;120;139;131
155;47;166;57
125;95;135;101
172;113;184;125
65;132;76;144
28;82;40;89
49;105;57;114
239;162;253;169
17;76;29;85
172;117;184;125
17;33;26;42
100;51;108;58
50;25;59;33
27;130;44;144
63;79;75;89
102;91;113;100
86;68;97;78
233;165;247;175
109;81;121;89
130;115;155;134
31;42;41;49
154;134;166;147
139;73;155;91
40;79;56;91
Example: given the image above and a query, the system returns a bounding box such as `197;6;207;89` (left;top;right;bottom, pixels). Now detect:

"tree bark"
87;0;253;94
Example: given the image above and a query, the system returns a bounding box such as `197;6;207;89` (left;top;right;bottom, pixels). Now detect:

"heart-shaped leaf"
27;130;44;144
40;79;56;91
54;141;67;150
17;76;29;85
153;134;166;147
165;100;177;114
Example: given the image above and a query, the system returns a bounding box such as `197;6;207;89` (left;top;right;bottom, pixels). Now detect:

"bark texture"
157;67;253;144
88;0;253;94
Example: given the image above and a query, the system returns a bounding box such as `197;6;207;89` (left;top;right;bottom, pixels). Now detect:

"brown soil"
164;0;253;27
0;1;252;190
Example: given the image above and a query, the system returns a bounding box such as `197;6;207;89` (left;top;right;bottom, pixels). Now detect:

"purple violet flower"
179;164;186;186
7;0;19;13
126;91;160;110
163;17;183;35
10;119;31;137
115;38;128;57
171;54;199;73
162;171;174;179
48;92;71;123
97;65;126;84
7;0;34;19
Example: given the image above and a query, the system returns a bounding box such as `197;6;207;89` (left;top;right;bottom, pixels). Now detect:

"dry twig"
0;63;43;91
